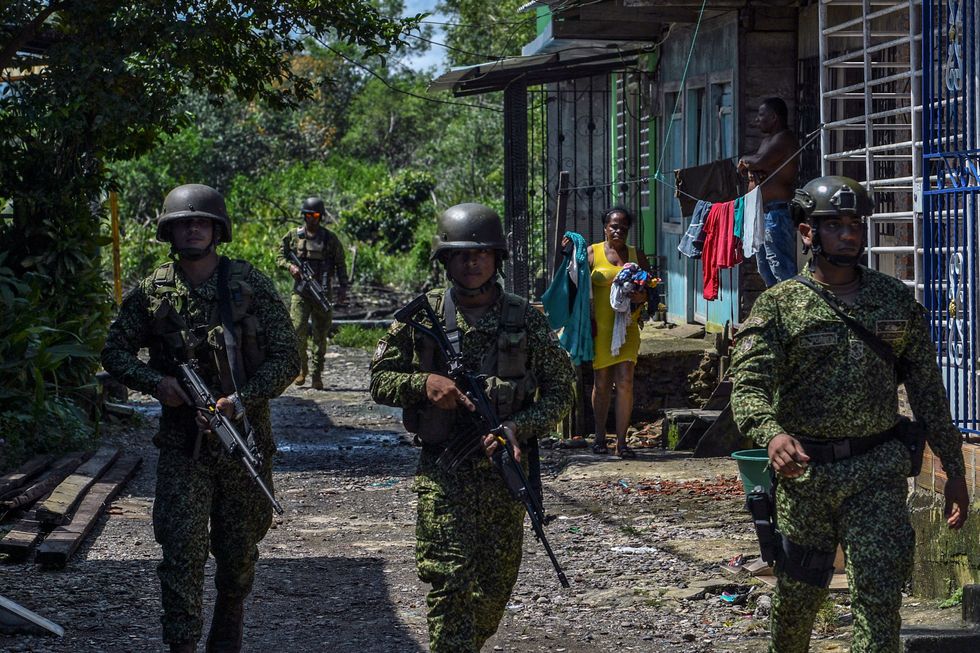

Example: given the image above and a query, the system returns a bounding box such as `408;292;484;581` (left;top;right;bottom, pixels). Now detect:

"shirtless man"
738;97;800;286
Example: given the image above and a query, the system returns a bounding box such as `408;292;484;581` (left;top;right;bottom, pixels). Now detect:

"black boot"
205;595;244;653
170;642;195;653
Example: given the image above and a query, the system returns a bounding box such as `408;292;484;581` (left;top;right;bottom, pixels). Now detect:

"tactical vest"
146;258;265;396
404;289;538;445
294;227;328;261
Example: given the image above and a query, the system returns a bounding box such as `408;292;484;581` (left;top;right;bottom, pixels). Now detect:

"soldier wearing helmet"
276;196;348;390
102;184;299;653
731;176;969;652
370;203;574;652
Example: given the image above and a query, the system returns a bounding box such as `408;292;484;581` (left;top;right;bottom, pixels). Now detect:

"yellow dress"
591;242;641;370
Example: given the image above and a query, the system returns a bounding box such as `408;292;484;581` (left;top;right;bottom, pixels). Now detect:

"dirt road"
2;343;905;652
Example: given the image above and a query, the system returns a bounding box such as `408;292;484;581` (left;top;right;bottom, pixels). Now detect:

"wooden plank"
35;454;141;568
0;455;54;500
35;446;119;526
0;452;89;513
0;507;49;559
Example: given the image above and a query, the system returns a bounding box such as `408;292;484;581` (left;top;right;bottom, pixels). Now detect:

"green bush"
339;169;436;253
331;325;387;352
0;254;99;470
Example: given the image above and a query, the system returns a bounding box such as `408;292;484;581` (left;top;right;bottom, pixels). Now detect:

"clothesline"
561;124;824;205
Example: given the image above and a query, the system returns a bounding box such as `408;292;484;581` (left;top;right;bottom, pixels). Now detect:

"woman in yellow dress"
587;207;651;458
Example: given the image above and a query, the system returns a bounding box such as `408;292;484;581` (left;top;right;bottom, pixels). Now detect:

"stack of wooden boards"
0;447;141;567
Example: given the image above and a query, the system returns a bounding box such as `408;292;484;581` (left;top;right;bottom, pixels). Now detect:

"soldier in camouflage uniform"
102;184;299;653
276;196;348;390
370;203;574;653
731;176;970;653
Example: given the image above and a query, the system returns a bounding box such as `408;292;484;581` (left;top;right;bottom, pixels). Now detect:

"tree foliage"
0;1;418;466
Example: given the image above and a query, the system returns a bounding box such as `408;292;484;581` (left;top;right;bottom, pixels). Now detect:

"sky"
402;0;448;71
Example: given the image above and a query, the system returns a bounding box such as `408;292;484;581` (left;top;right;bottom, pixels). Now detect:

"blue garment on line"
541;231;593;365
677;200;712;259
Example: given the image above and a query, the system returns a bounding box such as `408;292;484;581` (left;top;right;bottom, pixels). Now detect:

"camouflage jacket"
370;288;574;443
731;265;965;477
101;259;298;447
276;226;348;298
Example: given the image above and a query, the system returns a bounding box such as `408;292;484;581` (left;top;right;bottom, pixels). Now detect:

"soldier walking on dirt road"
370;203;574;653
102;184;298;653
730;176;969;652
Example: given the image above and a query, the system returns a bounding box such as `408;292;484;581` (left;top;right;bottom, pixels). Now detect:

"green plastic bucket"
731;449;771;495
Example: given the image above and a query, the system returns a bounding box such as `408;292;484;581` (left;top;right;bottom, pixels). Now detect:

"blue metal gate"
923;0;979;434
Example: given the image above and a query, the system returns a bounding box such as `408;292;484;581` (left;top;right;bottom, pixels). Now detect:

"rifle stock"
177;363;284;515
395;294;570;588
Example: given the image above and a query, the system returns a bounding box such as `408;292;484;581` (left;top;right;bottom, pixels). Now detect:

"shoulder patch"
741;315;768;330
736;336;757;354
876;319;907;343
372;340;388;363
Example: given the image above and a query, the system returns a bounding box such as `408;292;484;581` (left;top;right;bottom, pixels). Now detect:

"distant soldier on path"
102;184;298;653
370;203;574;652
731;176;969;653
277;196;348;390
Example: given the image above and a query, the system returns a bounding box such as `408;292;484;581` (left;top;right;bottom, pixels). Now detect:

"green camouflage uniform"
370;288;574;653
101;259;298;645
276;226;348;378
731;265;965;653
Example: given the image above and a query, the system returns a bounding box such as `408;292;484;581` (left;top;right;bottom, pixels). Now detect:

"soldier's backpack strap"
217;257;247;390
227;259;253;306
497;293;530;380
442;288;463;356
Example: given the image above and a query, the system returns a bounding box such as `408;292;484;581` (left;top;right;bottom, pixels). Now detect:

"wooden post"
552;171;571;274
110;191;122;305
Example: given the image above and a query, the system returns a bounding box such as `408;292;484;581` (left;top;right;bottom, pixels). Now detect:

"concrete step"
903;626;980;652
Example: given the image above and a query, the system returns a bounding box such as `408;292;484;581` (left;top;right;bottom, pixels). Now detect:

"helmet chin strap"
810;220;864;267
171;236;216;262
448;271;498;298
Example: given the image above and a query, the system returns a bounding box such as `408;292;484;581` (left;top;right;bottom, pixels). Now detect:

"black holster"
746;478;779;567
894;416;927;477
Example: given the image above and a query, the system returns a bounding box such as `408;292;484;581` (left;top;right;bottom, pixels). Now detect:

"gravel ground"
0;343;945;652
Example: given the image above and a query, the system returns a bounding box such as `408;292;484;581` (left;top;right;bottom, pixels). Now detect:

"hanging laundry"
673;159;740;216
677;200;712;259
741;186;765;258
701;201;744;300
732;195;745;241
541;231;593;364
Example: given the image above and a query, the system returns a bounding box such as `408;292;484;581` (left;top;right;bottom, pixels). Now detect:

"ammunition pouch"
404;403;456;446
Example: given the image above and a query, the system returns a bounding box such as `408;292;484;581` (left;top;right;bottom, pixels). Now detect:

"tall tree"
0;1;419;460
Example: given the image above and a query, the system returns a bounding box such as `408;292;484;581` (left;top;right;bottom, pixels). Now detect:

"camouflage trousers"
152;437;275;645
770;440;914;653
289;293;331;376
414;449;526;653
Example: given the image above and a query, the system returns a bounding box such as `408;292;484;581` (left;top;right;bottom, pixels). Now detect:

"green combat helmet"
430;203;509;261
300;196;326;219
790;175;874;267
157;184;232;243
431;202;509;297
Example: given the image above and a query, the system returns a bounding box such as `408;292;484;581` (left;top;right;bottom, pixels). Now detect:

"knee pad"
777;535;836;588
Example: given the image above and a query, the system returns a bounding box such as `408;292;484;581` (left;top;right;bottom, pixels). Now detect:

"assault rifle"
394;294;570;588
178;363;284;515
285;249;332;314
